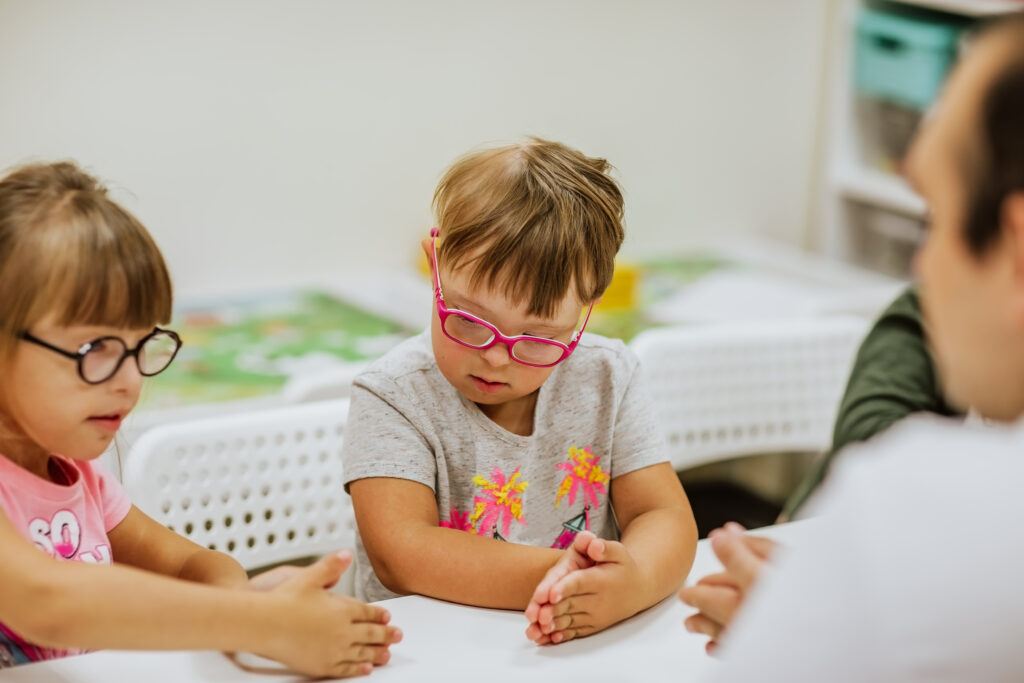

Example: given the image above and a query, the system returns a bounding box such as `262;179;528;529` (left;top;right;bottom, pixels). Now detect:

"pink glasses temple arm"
569;302;596;347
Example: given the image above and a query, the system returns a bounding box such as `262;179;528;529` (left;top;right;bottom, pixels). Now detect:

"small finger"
531;631;553;646
742;534;778;560
531;561;573;606
711;528;765;590
351;623;402;645
537;603;555;630
293;551;349;592
550;571;594;604
571;530;598;556
525;622;545;643
550;625;594;645
678;584;741;625
348;601;391;625
724;521;778;560
694;571;740;589
341;644;391;667
530;573;558;606
546;612;582;634
585;537;626;564
348;644;379;664
544;599;579;634
525;598;543;623
322;549;353;588
328;661;373;678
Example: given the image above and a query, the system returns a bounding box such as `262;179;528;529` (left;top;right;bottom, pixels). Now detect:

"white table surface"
0;520;816;682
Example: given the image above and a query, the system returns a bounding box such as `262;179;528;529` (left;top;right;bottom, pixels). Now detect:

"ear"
421;237;435;277
1001;193;1024;334
1004;192;1024;279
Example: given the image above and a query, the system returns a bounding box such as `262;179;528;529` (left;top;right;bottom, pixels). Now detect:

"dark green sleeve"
832;287;959;448
780;286;962;519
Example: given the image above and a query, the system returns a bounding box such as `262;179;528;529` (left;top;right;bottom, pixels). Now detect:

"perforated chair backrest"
281;365;361;403
122;399;354;576
630;317;869;471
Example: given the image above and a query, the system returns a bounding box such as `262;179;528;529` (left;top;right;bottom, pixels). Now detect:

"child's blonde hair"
0;161;173;367
432;138;624;318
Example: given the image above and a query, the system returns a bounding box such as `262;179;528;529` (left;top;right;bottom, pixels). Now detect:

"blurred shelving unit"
818;0;1023;277
896;0;1024;13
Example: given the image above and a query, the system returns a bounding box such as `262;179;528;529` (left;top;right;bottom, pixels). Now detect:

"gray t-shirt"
341;330;667;601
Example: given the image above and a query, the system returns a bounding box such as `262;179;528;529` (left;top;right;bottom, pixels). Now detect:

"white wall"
0;1;830;300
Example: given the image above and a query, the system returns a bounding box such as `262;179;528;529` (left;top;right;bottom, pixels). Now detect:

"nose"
480;341;513;367
108;355;145;396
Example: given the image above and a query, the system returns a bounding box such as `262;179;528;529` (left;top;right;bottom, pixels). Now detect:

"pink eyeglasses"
430;228;593;368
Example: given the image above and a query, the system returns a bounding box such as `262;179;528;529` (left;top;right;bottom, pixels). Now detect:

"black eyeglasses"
20;327;183;385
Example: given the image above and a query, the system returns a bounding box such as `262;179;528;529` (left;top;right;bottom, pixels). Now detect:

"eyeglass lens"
441;314;564;365
81;331;179;382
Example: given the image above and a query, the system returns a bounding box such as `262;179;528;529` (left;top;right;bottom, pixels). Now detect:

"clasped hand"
524;531;644;645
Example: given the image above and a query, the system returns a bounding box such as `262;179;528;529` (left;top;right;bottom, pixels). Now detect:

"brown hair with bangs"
0;161;173;366
432;138;624;318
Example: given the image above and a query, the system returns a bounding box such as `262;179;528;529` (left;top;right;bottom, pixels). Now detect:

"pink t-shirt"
0;454;132;666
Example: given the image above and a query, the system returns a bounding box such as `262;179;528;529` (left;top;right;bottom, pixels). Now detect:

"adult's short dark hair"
963;15;1024;254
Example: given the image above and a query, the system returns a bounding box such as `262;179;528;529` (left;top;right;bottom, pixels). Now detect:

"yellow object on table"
596;261;641;311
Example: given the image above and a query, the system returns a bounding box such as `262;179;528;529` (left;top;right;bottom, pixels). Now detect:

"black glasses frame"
19;327;183;385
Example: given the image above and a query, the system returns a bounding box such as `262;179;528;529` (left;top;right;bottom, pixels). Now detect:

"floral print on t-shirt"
439;446;611;548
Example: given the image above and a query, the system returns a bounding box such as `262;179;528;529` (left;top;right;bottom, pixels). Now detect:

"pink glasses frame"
429;228;594;368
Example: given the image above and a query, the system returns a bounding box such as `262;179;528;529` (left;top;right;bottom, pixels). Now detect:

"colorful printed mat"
142;290;416;409
141;253;731;409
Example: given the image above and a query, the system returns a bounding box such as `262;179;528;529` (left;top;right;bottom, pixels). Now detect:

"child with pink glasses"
342;138;697;645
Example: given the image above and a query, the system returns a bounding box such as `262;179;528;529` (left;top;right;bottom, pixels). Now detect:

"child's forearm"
177;548;250;588
372;524;564;609
10;555;291;654
620;506;698;608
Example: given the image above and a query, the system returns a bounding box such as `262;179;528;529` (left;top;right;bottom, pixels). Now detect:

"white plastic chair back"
281;365;361;403
122;399;355;592
630;317;869;471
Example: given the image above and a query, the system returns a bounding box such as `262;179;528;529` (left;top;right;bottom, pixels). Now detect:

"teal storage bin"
854;8;964;111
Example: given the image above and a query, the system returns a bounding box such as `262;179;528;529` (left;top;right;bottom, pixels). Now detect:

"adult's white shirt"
711;415;1024;682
